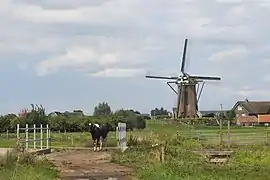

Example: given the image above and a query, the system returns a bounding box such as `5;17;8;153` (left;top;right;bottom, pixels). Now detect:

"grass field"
2;121;270;179
111;121;270;180
0;121;269;148
0;150;58;180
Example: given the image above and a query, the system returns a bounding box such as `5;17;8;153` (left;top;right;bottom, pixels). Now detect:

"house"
48;110;84;117
231;99;270;126
199;110;227;117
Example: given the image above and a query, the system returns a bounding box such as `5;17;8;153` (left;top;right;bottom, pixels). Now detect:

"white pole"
25;124;28;149
33;124;36;149
16;124;19;140
40;124;43;149
116;126;119;147
49;128;51;148
46;124;49;149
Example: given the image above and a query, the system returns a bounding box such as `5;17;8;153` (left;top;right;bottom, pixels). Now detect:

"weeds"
0;148;58;180
113;132;270;180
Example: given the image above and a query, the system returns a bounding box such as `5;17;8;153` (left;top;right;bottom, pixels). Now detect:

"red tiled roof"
237;116;258;123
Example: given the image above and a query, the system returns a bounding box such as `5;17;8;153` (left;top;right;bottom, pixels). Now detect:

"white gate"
116;122;127;152
16;124;51;150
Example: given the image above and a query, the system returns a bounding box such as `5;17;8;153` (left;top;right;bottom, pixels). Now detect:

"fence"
116;122;127;152
16;124;51;150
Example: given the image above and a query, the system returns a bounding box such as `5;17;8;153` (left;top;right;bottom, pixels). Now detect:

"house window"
237;106;242;111
241;113;246;117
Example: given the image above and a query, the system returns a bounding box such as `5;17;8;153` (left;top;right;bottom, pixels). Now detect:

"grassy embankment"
1;121;270;179
0;149;58;180
1;122;269;148
112;121;270;180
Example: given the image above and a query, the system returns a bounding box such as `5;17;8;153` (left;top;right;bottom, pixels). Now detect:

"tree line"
0;102;150;132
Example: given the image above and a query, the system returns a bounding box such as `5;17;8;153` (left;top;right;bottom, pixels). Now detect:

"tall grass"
0;149;58;180
112;123;270;180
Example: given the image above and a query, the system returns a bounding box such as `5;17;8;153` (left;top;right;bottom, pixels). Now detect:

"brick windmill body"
146;39;221;118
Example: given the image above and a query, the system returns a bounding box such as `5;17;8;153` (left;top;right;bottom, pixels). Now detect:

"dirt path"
45;150;135;180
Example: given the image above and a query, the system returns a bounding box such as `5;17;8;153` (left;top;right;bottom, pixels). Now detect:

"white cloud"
90;68;146;78
209;46;248;62
34;35;150;76
1;0;270;80
235;89;270;97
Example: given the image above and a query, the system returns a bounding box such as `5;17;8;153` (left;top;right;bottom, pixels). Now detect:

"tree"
150;107;169;116
113;109;146;130
225;110;236;120
25;104;48;126
93;102;112;117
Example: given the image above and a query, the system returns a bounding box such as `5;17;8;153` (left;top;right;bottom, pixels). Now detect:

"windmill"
146;38;221;118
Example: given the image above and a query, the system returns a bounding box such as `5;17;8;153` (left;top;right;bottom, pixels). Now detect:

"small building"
231;99;270;126
199;110;227;117
48;110;84;117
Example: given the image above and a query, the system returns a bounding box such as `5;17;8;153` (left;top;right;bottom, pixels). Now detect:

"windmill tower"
146;38;221;118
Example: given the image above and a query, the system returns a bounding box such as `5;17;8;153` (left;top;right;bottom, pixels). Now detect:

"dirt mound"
46;150;135;180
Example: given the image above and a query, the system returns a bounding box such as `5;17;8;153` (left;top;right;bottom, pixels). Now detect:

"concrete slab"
27;148;51;155
0;148;51;156
0;148;13;156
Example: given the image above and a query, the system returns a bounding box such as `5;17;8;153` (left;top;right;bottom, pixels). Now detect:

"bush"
0;150;58;180
112;130;270;180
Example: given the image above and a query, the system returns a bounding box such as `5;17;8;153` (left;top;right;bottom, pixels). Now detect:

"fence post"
266;132;269;145
16;124;20;147
40;124;43;149
160;146;165;163
116;126;119;148
46;124;49;149
197;132;200;142
70;135;74;146
16;124;20;140
25;124;28;149
6;129;8;139
220;119;223;146
49;128;51;148
227;120;231;149
34;124;36;149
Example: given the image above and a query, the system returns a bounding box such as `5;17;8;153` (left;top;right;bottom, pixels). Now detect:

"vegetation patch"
0;149;58;180
112;126;270;180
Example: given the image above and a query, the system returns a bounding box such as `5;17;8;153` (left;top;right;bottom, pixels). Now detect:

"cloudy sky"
1;0;270;114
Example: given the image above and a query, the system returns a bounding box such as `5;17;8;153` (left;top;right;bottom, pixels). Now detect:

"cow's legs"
99;139;103;151
96;138;100;151
93;139;97;151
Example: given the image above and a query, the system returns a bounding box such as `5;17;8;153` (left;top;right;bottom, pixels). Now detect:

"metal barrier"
116;122;127;152
16;124;51;150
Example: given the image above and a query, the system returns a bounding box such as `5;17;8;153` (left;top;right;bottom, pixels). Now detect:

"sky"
1;0;270;115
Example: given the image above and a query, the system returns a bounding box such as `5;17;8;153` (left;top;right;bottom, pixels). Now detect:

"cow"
89;122;113;151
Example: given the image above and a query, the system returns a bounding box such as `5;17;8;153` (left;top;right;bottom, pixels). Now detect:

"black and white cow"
89;122;113;151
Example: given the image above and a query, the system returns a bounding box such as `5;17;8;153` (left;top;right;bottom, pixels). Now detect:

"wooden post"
160;146;165;163
220;104;223;147
227;120;231;148
220;119;223;146
6;129;8;139
71;135;74;146
266;132;269;145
